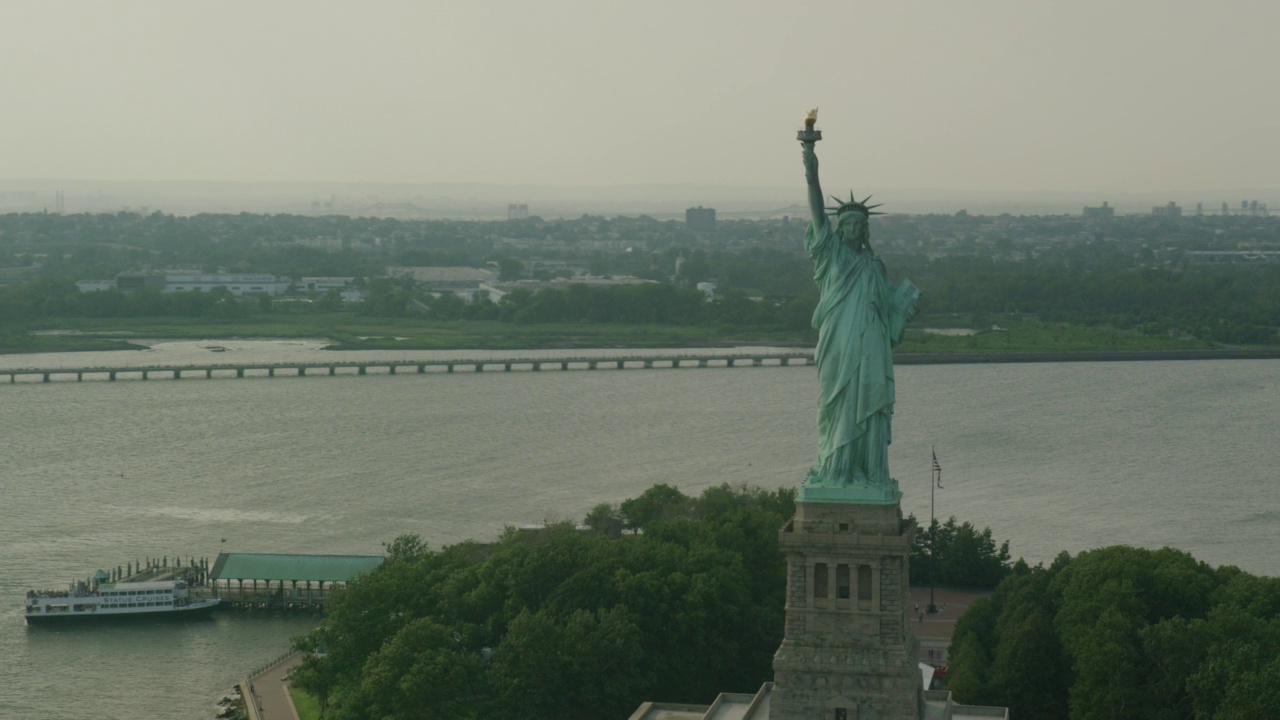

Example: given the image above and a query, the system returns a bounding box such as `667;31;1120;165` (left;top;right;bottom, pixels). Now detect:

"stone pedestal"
771;500;923;720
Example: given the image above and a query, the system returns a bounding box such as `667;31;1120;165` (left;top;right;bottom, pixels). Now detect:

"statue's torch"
797;107;822;143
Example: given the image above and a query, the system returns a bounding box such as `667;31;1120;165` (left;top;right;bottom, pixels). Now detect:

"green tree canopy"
907;515;1013;589
946;545;1275;720
292;483;795;720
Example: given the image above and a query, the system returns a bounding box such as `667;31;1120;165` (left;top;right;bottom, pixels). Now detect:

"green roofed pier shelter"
208;553;383;611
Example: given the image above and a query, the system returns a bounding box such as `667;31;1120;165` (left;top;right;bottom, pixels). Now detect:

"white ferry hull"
25;599;220;625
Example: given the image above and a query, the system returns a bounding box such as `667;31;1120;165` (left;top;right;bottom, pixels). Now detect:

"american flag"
932;450;943;489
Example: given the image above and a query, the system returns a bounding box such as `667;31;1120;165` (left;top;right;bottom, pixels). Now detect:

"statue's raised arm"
799;108;826;232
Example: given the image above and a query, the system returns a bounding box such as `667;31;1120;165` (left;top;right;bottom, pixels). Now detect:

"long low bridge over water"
3;351;816;384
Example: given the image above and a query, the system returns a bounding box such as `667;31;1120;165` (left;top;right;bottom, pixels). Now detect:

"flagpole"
928;445;938;614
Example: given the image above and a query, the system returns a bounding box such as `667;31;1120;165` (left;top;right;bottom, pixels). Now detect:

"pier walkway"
242;650;304;720
2;351;814;383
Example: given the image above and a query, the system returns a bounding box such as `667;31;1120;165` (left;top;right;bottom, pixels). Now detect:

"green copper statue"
798;109;919;504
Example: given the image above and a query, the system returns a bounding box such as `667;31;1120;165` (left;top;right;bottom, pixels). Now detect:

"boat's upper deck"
27;580;183;601
95;581;180;593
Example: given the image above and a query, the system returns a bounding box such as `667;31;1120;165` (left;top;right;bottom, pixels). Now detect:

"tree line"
906;515;1014;589
947;545;1280;719
903;258;1280;345
360;279;815;331
0;276;252;323
290;484;794;720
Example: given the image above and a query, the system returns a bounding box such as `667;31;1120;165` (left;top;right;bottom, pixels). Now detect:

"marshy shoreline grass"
4;313;1275;362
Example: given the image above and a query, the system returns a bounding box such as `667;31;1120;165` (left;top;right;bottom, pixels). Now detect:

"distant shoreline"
895;348;1280;364
4;340;1279;367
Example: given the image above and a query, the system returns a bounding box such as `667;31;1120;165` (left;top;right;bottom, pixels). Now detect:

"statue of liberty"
798;108;919;504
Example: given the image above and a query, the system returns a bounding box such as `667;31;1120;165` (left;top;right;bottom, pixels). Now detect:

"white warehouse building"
163;274;291;296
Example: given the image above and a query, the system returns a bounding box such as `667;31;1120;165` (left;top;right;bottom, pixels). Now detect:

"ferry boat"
24;577;219;624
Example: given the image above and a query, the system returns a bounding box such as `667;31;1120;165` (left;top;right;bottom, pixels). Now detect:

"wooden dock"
2;351;815;384
202;584;333;612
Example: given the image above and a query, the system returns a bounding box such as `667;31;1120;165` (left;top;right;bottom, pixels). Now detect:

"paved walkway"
247;651;304;720
908;587;992;666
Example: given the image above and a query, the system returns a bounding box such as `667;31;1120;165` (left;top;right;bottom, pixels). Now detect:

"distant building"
1233;200;1269;216
110;272;291;296
686;206;716;232
507;203;529;220
696;282;716;299
466;285;505;303
1152;202;1182;217
388;267;496;301
496;276;655;296
115;272;166;292
293;236;346;251
75;280;115;293
1083;201;1114;218
388;266;493;287
1184;251;1280;264
299;277;354;293
298;277;364;302
163;274;290;296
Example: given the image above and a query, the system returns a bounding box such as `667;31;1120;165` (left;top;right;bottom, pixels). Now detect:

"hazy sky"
2;0;1276;193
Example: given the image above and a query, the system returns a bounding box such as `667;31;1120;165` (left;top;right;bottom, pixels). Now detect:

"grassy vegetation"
289;686;322;720
897;315;1208;354
0;312;1235;356
1;313;812;354
0;333;146;354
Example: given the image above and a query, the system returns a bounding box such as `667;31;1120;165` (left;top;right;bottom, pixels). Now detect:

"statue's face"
836;211;869;246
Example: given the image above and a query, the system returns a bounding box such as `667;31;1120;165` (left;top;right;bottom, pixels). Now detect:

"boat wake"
117;505;317;525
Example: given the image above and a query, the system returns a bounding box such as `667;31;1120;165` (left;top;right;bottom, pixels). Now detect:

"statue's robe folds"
805;220;919;489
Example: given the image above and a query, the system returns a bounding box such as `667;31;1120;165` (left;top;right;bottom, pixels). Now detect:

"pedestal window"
814;563;829;598
836;564;850;599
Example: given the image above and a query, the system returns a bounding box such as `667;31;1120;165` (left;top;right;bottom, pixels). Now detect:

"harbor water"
1;342;1277;719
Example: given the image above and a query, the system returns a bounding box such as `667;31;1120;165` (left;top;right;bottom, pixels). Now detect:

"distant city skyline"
2;176;1277;220
2;1;1277;196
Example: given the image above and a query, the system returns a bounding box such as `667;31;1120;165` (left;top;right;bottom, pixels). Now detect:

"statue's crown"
826;192;883;217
